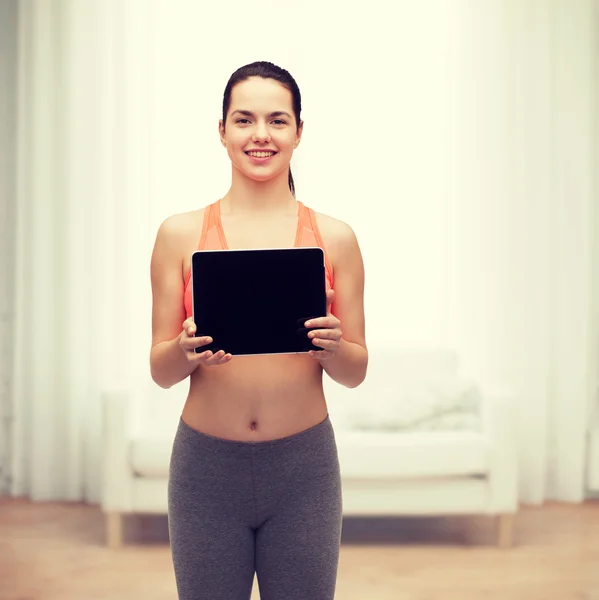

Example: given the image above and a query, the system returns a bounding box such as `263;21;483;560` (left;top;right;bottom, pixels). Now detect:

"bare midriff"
180;354;328;441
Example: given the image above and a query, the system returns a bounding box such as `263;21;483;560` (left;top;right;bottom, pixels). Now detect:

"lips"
245;150;278;164
245;151;278;158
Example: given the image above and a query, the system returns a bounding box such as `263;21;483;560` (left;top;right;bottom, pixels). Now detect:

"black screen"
191;247;327;356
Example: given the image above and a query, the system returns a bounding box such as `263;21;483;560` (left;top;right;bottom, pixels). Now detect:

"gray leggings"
167;414;342;600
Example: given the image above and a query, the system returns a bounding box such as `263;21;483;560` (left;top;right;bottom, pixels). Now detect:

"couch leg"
106;512;123;548
496;513;514;548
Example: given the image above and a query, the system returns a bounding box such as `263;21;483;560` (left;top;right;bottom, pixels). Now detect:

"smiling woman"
219;70;303;192
149;61;367;600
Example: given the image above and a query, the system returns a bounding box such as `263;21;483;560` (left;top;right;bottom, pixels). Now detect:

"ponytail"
288;168;296;197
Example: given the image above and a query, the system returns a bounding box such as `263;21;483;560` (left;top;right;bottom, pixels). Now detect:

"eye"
272;119;287;125
236;118;250;124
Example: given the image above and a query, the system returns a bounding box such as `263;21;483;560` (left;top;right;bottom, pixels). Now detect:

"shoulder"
309;208;363;278
156;208;205;239
311;209;360;256
151;208;207;275
154;208;206;250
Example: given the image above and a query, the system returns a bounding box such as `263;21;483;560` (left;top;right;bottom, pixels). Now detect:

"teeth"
248;151;275;158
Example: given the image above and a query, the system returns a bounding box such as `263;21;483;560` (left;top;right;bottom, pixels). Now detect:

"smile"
245;151;277;158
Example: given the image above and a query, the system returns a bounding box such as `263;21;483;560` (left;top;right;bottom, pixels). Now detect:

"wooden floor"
2;498;599;599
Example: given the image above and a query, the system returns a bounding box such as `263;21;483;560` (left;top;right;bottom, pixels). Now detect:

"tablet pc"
190;247;327;356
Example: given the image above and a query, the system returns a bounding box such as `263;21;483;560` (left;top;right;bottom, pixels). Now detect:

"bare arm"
150;213;232;388
317;222;368;388
149;216;199;389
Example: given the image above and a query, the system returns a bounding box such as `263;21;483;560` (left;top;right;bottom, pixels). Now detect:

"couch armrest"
481;388;519;513
101;390;134;512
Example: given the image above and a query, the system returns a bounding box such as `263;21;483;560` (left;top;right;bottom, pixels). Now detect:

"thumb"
326;289;335;313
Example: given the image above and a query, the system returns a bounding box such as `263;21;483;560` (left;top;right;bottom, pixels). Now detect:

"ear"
294;119;304;149
219;119;226;147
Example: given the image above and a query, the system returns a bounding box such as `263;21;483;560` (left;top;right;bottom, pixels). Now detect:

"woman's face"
219;77;302;183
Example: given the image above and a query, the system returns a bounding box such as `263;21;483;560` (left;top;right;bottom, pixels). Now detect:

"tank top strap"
198;202;213;250
294;200;307;246
296;201;334;285
305;205;326;249
198;199;228;250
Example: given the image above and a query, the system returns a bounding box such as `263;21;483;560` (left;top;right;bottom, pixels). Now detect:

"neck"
221;166;297;215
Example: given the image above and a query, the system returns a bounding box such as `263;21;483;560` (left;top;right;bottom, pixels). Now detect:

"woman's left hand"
305;289;342;360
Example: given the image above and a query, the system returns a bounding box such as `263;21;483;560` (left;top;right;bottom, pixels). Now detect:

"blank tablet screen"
191;247;327;356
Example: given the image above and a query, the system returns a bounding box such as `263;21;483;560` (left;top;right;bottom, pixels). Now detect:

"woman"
150;61;367;600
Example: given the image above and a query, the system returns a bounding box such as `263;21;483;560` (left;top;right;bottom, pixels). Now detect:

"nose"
252;120;271;143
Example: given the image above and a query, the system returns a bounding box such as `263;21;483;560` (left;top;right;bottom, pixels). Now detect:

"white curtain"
7;0;598;504
0;0;18;495
448;0;597;503
10;0;156;502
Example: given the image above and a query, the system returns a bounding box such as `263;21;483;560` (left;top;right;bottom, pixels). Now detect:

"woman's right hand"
179;317;232;366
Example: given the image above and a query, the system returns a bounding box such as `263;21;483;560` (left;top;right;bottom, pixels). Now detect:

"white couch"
101;348;519;548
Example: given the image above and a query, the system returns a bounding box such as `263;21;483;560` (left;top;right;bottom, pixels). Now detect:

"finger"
326;290;335;315
304;316;339;329
326;289;335;312
310;337;338;351
203;349;224;365
308;329;341;341
193;349;214;361
183;335;213;350
203;350;232;366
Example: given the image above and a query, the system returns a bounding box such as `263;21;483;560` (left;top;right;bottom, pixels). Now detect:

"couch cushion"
129;429;490;479
322;349;481;433
335;430;490;478
341;378;482;432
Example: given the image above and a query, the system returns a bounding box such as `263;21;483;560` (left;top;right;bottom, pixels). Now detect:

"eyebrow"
231;109;292;119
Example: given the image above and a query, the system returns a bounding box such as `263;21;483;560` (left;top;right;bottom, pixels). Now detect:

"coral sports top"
183;199;334;320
